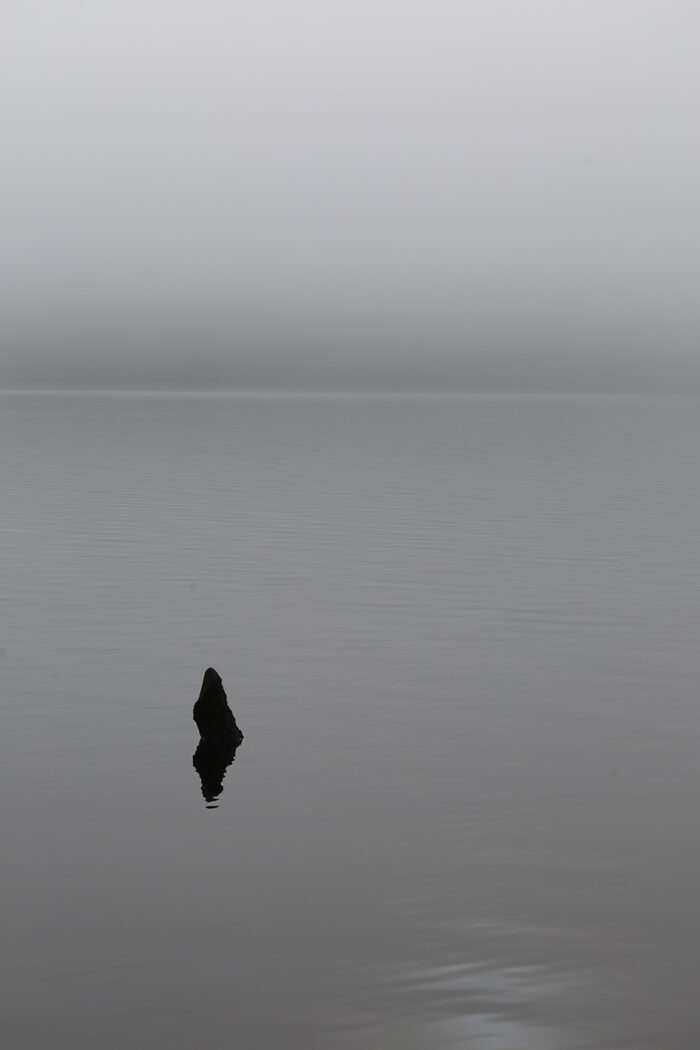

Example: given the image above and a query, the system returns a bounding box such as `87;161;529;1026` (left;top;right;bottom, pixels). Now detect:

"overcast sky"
2;2;700;390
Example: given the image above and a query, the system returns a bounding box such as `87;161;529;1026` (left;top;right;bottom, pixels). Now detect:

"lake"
2;391;700;1048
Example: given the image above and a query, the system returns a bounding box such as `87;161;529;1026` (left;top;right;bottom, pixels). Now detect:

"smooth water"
3;391;700;1049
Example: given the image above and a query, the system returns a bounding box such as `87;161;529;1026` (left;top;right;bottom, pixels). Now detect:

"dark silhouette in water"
193;737;241;807
193;667;243;744
192;667;243;807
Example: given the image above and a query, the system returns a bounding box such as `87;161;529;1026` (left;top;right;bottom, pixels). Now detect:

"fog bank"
3;3;700;390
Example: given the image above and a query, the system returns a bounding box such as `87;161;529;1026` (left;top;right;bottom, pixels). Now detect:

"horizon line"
2;386;700;399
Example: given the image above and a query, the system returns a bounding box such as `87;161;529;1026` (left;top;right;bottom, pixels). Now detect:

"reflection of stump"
193;738;240;806
193;667;243;744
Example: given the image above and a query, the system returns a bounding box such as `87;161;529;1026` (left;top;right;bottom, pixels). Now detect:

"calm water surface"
2;392;700;1049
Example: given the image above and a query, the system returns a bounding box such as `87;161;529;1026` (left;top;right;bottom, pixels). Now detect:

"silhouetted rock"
193;667;243;745
193;737;240;807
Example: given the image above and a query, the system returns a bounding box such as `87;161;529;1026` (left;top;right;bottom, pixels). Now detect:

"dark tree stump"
193;667;243;745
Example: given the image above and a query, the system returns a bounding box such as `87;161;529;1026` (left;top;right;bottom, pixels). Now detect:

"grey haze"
2;2;700;390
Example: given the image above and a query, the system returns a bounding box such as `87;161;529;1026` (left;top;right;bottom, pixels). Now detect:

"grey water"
3;391;700;1049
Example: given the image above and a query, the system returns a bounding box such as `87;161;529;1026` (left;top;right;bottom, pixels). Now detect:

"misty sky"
2;2;700;390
